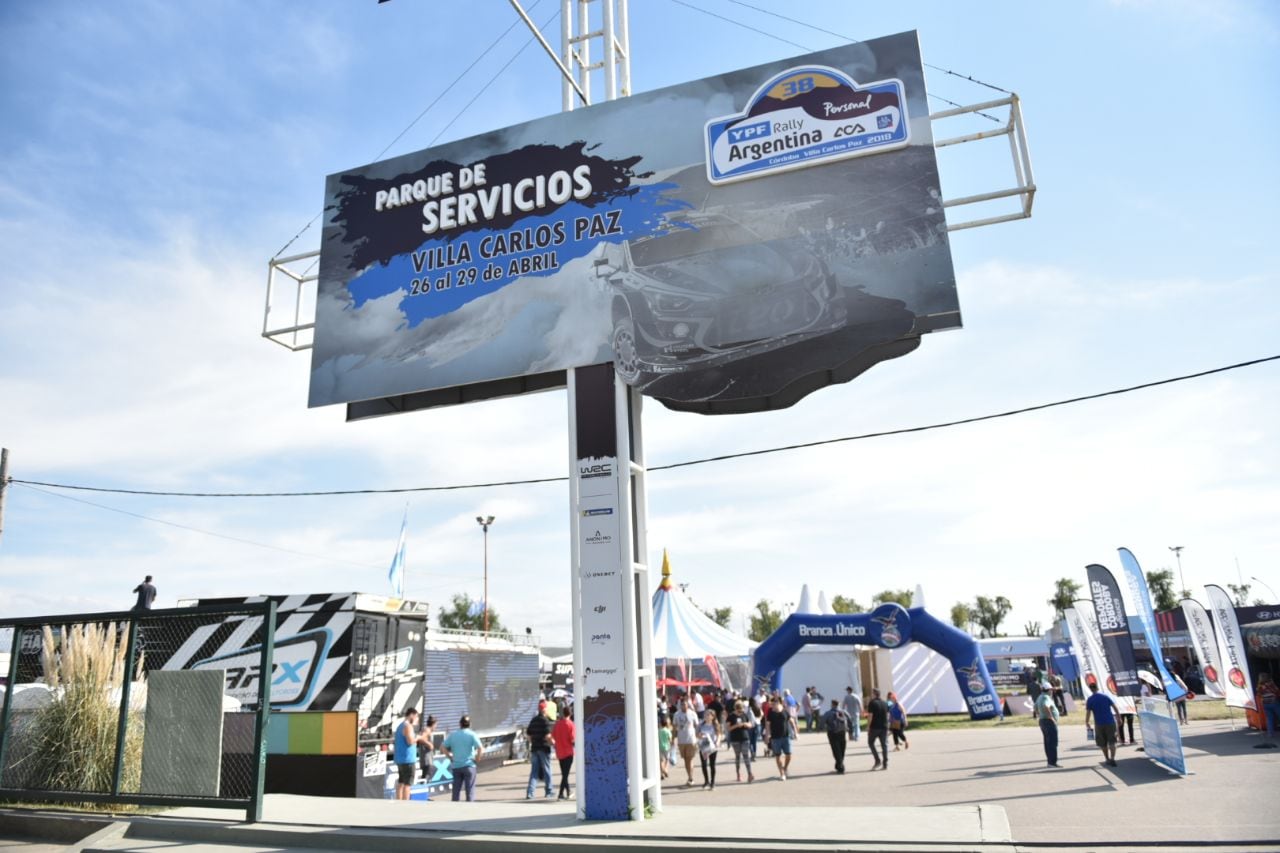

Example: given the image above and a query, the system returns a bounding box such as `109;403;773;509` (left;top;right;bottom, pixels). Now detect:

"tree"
1047;577;1081;622
437;592;506;633
1145;569;1178;612
950;602;974;632
702;606;733;628
871;589;914;608
1227;583;1251;607
748;599;783;642
830;595;865;614
973;595;1012;638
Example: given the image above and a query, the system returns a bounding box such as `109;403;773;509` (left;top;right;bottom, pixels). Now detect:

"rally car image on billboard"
594;213;846;386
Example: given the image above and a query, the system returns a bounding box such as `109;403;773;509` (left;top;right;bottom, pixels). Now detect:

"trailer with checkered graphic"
164;592;429;798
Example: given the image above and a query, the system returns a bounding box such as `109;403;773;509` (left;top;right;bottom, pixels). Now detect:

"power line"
270;1;549;261
722;0;1012;94
12;482;490;584
10;353;1277;498
671;0;1003;121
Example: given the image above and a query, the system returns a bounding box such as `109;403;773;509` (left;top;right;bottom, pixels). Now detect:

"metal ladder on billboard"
258;2;1033;823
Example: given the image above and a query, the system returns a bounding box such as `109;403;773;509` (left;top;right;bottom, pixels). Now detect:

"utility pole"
1169;545;1185;595
0;448;10;547
476;515;495;632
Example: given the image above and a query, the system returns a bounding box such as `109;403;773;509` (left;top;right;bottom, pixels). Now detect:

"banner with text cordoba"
1204;584;1256;710
1065;601;1134;714
1086;565;1142;697
1181;598;1225;699
1116;548;1187;701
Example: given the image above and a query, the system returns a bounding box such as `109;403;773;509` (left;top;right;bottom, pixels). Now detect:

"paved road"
475;716;1279;846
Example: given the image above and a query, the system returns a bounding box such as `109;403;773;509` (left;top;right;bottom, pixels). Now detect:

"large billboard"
311;31;958;416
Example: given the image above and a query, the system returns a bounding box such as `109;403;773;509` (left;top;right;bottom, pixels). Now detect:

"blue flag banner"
1050;642;1080;683
1139;710;1188;775
388;510;407;598
1117;547;1187;702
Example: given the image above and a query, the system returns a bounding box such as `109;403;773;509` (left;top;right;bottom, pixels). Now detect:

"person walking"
842;686;862;742
801;688;814;732
393;708;429;800
1050;672;1068;715
658;713;672;779
887;691;909;750
765;695;797;780
1256;672;1280;746
697;709;721;789
1084;682;1120;768
441;715;483;801
821;699;849;774
525;700;555;799
674;696;699;787
726;699;755;782
865;689;890;770
552;703;575;799
747;697;762;758
132;576;156;611
1172;673;1190;725
1034;686;1061;767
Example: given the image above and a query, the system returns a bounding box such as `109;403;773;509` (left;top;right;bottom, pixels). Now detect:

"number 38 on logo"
775;74;816;99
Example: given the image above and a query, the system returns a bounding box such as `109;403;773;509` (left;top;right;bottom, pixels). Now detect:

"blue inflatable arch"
751;603;1001;720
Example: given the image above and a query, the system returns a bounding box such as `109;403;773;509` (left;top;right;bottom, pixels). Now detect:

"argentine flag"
388;509;407;598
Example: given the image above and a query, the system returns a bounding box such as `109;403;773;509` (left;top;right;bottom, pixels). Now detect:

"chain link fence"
0;601;275;820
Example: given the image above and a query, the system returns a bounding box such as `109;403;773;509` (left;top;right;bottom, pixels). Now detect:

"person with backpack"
820;699;850;773
525;700;555;799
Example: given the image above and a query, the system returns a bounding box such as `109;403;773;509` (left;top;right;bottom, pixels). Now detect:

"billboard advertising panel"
311;31;958;415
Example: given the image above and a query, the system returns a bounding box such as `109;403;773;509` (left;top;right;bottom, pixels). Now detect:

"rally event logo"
957;659;988;694
1228;666;1247;689
1203;664;1219;686
705;64;909;185
871;611;902;647
191;627;333;708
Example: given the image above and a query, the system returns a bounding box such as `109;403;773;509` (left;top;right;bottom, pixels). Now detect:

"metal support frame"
263;250;319;351
559;0;630;111
109;619;141;795
931;94;1036;232
248;599;277;822
554;0;653;821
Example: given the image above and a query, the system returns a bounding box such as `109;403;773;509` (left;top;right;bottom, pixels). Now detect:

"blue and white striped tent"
652;551;755;692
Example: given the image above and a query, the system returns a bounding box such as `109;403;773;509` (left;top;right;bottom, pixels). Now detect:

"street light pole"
1169;545;1186;594
1253;577;1278;602
476;515;495;632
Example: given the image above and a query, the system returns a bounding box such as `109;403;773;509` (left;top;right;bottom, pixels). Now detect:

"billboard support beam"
556;0;653;820
930;94;1036;232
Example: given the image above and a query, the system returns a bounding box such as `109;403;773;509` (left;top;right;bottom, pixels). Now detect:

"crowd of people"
656;684;910;786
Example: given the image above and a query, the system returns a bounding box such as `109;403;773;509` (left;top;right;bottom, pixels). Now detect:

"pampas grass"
10;622;145;798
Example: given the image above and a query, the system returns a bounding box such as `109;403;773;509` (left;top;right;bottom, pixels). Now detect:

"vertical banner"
1066;600;1135;714
573;363;629;819
1204;585;1257;710
1086;565;1142;697
1116;548;1187;701
1049;642;1080;684
1181;598;1226;699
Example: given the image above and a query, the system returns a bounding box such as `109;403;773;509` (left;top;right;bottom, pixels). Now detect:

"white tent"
651;551;755;692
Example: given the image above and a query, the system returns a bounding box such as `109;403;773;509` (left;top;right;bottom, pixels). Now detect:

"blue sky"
1;0;1278;642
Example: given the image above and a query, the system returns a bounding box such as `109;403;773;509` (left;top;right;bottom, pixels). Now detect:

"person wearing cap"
526;699;555;799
